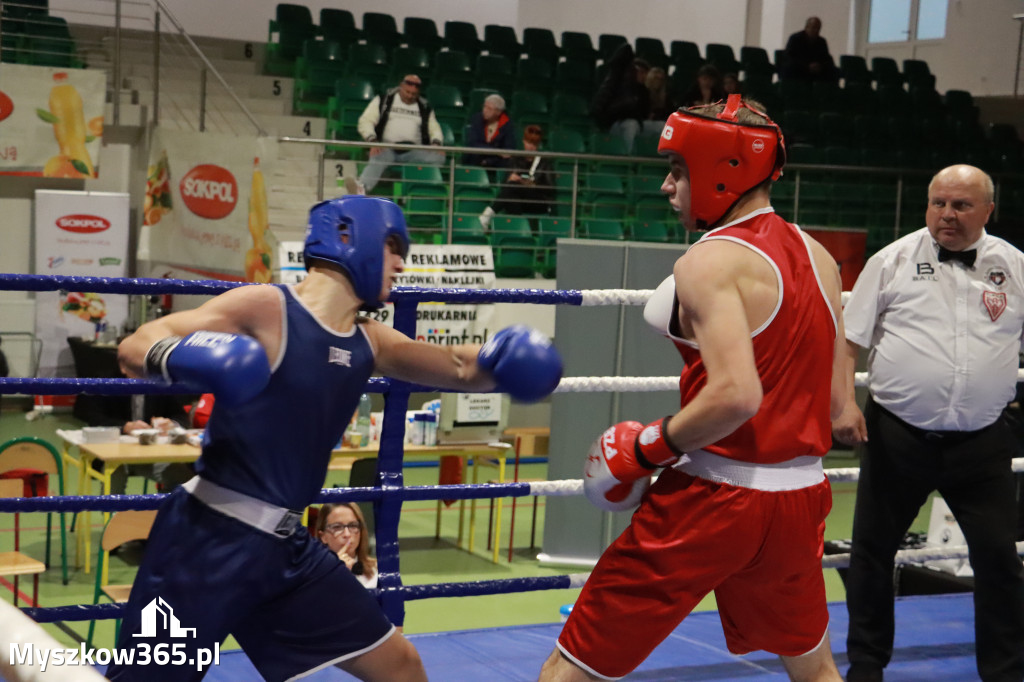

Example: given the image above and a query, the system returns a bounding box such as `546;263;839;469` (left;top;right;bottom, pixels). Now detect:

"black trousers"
846;396;1024;682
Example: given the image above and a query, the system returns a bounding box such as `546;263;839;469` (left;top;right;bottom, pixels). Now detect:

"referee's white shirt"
844;227;1024;431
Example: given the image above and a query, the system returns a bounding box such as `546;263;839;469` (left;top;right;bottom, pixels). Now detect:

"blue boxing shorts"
106;487;395;682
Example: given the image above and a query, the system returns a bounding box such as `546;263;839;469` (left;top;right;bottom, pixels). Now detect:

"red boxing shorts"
558;467;832;680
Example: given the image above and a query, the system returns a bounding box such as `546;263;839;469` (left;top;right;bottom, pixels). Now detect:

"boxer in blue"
109;196;563;681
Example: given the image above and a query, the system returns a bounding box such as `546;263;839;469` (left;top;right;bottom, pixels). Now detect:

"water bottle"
356;393;372;447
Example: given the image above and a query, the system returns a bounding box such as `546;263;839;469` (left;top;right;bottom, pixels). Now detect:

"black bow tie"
938;246;977;268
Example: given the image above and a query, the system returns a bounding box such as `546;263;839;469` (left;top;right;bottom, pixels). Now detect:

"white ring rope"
822;541;1024;570
554;376;679;393
0;600;106;681
579;289;655;306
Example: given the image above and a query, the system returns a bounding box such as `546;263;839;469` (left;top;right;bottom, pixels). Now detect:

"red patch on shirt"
983;291;1007;321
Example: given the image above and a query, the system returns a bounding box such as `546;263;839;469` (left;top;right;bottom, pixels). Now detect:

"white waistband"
671;450;824;491
182;477;303;538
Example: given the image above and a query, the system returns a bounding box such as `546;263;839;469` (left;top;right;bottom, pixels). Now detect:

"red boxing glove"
583;417;684;512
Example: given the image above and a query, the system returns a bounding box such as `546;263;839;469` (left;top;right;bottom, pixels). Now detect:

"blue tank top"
195;284;375;509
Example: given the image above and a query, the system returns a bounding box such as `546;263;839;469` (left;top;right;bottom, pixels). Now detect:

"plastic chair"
598;34;628;61
475;53;514;91
705;43;741;74
85;510;158;648
432;49;474;91
362;12;401;50
839;55;871;86
582;219;625;241
630;219;672;243
548;128;586;155
551;93;592;136
491;217;538;278
588;132;629;158
293;39;347;116
0;437;68;586
740;46;774;80
266;3;317;71
444;21;482;58
389;46;430;84
510;89;550;127
344;42;389;83
515;57;554;96
484;24;522;62
902;59;933;88
634;37;669;70
871;57;904;88
0;478;46;607
326;78;377;142
403;16;442;53
555;59;595;99
18;14;77;67
428;84;466;131
522;27;558;65
319;8;359;47
560;31;598;62
536;216;573;276
447;215;490;245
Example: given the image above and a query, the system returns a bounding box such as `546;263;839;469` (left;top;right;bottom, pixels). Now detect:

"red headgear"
657;94;786;229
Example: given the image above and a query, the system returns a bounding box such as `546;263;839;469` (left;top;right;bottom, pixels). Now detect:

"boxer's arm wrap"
143;331;270;407
634;416;686;469
477;325;563;403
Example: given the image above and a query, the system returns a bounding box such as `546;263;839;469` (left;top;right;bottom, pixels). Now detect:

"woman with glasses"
316;503;378;588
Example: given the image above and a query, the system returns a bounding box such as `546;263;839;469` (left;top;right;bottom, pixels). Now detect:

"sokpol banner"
33;190;130;376
0;64;105;177
139;128;278;282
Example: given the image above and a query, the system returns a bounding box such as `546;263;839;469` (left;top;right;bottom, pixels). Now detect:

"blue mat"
76;593;977;680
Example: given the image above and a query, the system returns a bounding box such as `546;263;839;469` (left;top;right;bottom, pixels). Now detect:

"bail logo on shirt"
986;267;1008;288
983;291;1007;322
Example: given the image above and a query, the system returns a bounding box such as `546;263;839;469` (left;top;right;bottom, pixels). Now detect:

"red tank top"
674;210;836;463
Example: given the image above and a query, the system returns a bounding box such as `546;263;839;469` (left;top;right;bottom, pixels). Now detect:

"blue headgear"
303;196;410;310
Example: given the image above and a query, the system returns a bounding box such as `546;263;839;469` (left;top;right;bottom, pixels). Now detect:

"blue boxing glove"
145;331;270;407
478;325;563;402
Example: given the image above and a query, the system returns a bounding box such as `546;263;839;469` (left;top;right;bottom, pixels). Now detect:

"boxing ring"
0;272;1020;681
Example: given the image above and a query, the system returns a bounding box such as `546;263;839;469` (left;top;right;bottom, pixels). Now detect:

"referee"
834;164;1024;682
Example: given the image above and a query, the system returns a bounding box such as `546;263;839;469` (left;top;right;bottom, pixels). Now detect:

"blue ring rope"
0;273;584;305
1;273;581;629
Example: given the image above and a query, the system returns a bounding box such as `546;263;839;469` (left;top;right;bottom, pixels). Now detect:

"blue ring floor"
88;592;982;681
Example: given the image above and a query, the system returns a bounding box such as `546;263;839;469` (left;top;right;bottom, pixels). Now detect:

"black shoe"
847;663;884;682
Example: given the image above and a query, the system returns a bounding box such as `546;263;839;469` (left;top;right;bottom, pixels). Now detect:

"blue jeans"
358;147;445;192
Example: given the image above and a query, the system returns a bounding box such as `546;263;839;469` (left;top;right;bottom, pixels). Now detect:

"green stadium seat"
266;3;317;74
326;78;377;143
319;8;359;47
484;24;522;62
670;40;703;68
870;57;903;88
398;164;445;198
522;27;559;65
548;128;586;155
361;12;401;50
432;49;474;91
293;39;347;116
510;89;550;127
491;217;538;278
444;21;482;58
582;219;625;241
345;42;389;82
389;46;430;84
588;133;629;157
560;31;598;62
551;93;592;137
630;219;672;243
428;84;466;130
842;81;877;115
634;37;669;70
839;55;871;85
405;189;449;229
705;43;740;74
515;56;554;95
466;87;500;115
598;34;628;61
474;54;514;92
555;59;596;99
740;46;774;80
17;14;78;67
902;59;933;88
812;81;842;112
403;17;443;53
447;214;490;245
781;110;818;146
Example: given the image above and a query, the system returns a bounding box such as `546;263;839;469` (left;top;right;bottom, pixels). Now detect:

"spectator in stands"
316;502;378;589
680;64;726;108
346;74;444;195
723;72;742;96
590;43;650;154
782;17;839;83
463;94;517;170
478;125;555;229
643;67;676;134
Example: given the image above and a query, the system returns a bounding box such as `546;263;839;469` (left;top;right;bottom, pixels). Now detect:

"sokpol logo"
180;164;237;219
0;90;13;123
56;214;110;233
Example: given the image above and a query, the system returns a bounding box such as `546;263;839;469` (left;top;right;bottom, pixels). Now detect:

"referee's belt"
182;477;303;538
877;403;993;445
